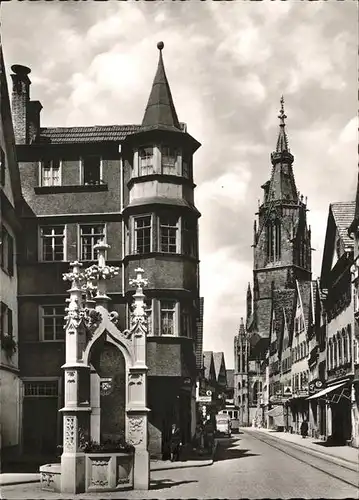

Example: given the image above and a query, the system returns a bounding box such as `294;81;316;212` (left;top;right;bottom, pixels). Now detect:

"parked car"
215;413;231;437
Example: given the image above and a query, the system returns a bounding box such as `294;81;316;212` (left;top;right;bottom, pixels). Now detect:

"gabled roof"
321;202;355;283
272;289;296;353
213;352;226;382
331;202;356;249
203;351;215;382
226;369;234;390
36;125;140;144
296;280;312;331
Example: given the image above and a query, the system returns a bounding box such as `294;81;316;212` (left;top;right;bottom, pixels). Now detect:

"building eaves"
36;125;140;144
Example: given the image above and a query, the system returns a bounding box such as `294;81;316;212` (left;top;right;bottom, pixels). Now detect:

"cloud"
1;1;357;368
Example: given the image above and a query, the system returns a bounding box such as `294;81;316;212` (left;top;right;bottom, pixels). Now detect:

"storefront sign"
198;396;212;403
309;379;325;395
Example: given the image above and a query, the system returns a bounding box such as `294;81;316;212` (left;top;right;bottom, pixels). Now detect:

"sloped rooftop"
331;201;355;249
36;125;140;144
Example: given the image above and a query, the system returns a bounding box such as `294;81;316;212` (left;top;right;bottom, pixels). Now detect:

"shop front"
307;378;352;445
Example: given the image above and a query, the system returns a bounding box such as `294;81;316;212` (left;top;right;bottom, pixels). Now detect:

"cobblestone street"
2;430;358;499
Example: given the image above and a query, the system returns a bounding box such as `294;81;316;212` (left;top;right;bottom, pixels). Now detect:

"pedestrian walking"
300;419;308;438
170;423;182;462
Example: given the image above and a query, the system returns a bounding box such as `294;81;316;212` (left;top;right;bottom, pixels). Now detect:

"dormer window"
83;156;102;185
161;145;178;175
139;147;154;176
41;159;61;186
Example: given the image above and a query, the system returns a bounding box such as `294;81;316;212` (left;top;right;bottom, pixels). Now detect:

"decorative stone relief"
109;310;119;325
127;417;144;446
64;415;76;451
100;378;113;396
90;458;110;487
66;371;76;383
129;373;143;386
41;472;54;488
82;308;102;334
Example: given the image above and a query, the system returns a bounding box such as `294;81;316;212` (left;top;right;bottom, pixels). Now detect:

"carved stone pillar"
61;261;91;494
128;268;150;490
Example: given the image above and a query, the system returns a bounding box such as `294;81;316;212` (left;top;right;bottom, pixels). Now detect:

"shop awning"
267;406;284;417
307;382;346;400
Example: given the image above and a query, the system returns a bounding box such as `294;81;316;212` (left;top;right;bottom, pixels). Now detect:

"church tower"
252;97;312;339
234;318;250;425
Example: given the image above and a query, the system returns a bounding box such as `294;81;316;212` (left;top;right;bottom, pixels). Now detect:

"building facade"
0;40;23;461
348;170;359;448
11;42;203;459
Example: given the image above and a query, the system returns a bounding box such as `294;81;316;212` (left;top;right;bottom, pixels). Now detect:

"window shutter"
8;235;14;276
8;308;13;337
0;302;4;338
0;226;4;268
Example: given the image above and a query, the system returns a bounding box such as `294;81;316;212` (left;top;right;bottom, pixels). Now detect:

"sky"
1;0;357;369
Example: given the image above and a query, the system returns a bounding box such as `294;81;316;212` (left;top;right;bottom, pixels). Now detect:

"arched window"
329;340;333;370
238;382;241;391
275;220;281;260
333;336;337;368
337;333;343;366
253;381;259;405
342;329;347;364
348;324;352;362
266;219;281;261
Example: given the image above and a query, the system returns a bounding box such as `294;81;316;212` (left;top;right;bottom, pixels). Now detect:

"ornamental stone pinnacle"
129;267;149;292
129;268;148;330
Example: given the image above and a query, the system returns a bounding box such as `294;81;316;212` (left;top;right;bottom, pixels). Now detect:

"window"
83;156;102;185
1;225;14;276
183;218;197;257
266;219;281;261
134;216;151;254
0;146;5;186
159;215;178;253
333;337;337;368
347;324;352;362
160;300;176;335
41;159;61;186
80;224;105;261
40;226;65;261
40;305;65;341
180;305;191;337
182;156;189;178
24;381;58;397
145;298;153;336
161;145;178;175
0;302;13;339
139;147;154;176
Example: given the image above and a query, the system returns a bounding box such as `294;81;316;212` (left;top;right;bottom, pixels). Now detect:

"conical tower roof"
141;41;181;133
267;97;298;202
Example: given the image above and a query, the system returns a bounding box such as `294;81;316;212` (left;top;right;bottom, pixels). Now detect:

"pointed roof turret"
141;41;181;132
271;96;294;166
238;317;246;337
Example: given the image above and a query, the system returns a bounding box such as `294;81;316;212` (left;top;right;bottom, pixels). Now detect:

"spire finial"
278;95;287;128
275;95;289;153
157;41;164;51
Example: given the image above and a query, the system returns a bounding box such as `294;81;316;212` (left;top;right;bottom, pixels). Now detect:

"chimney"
28;100;42;143
11;64;31;144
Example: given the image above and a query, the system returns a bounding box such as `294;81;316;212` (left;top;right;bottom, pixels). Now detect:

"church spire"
276;96;289;153
271;96;294;166
141;41;181;132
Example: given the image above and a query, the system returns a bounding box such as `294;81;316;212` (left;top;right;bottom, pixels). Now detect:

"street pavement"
1;431;358;499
